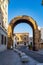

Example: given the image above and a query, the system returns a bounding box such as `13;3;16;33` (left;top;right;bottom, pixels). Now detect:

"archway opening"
12;19;34;50
13;22;33;48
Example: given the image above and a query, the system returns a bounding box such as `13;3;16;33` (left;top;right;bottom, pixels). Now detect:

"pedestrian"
13;35;17;49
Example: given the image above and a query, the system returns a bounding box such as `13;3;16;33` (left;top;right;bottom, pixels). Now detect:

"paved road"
0;49;39;65
17;45;43;63
0;50;22;65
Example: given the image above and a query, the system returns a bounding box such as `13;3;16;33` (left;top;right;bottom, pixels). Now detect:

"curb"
13;48;29;63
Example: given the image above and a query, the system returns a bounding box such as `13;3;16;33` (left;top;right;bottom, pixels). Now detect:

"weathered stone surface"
8;15;40;50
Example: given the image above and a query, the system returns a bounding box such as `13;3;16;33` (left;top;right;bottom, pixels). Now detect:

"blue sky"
8;0;43;36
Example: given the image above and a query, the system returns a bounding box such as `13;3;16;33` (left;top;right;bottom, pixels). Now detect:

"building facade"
40;28;43;49
41;28;43;40
29;37;33;46
0;0;8;51
13;33;29;46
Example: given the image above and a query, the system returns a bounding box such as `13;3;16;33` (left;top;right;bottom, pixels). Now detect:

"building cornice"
14;33;29;34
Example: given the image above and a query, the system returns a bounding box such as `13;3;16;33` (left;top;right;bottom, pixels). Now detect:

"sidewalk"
0;45;7;52
0;49;39;65
36;49;43;55
26;46;43;55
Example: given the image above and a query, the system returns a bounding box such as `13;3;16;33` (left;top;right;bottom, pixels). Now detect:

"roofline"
13;32;29;34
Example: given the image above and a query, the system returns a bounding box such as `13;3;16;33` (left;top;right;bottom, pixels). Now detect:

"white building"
29;37;33;46
40;28;43;40
0;0;8;51
39;28;43;49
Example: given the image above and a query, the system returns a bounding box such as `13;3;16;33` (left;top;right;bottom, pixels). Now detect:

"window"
17;37;19;40
0;23;1;25
24;37;26;40
5;36;6;45
0;7;1;14
17;42;19;45
1;35;3;44
24;42;26;45
0;35;1;45
2;21;5;28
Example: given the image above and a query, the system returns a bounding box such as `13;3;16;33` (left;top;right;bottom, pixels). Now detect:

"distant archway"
8;15;40;50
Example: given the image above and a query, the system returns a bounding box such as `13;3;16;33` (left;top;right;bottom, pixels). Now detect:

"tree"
42;0;43;5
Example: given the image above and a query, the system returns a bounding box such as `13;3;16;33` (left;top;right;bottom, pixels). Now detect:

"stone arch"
8;15;40;50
